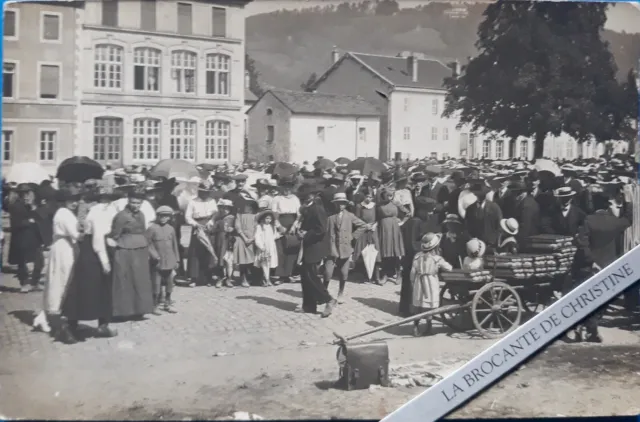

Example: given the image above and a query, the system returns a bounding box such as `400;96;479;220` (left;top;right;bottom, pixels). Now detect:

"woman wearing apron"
271;179;301;284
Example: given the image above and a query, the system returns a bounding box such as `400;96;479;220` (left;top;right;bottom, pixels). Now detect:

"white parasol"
361;244;378;280
4;162;50;184
533;159;562;176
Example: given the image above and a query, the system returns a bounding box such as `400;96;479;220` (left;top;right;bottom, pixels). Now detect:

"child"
463;238;486;272
410;232;452;336
497;218;519;255
234;198;258;287
254;209;279;286
147;206;180;314
212;199;235;288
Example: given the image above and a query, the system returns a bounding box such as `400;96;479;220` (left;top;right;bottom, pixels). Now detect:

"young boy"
147;206;180;314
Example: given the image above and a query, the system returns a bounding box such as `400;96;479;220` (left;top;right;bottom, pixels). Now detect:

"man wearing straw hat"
324;192;369;301
541;186;586;238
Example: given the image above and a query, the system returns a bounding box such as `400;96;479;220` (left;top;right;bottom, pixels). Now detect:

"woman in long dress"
185;183;219;287
109;189;154;319
376;189;408;284
271;180;302;284
37;187;82;344
61;185;118;338
233;199;257;287
352;187;381;283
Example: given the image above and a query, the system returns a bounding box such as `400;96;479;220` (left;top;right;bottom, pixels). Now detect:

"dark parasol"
56;156;104;183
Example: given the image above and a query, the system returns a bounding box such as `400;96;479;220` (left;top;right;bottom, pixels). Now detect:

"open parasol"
56;156;104;183
265;162;298;178
4;162;50;184
335;157;351;165
347;157;386;176
534;159;561;176
149;159;200;181
314;158;335;171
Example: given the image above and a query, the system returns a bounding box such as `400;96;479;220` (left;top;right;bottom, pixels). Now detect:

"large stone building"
2;1;82;175
2;0;252;174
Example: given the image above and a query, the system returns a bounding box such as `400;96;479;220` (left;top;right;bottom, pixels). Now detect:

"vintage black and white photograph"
1;0;639;419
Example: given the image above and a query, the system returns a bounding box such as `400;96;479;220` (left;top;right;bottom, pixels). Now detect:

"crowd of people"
1;155;638;345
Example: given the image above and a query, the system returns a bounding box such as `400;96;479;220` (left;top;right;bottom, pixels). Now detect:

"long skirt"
274;213;299;278
399;254;415;316
62;236;112;321
187;230;216;284
44;236;77;313
112;247;154;317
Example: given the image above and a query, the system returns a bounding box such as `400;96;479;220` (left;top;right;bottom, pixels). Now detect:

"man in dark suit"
541;187;586;237
445;170;466;216
510;181;542;245
493;176;517;219
465;182;503;252
298;183;337;317
572;191;632;343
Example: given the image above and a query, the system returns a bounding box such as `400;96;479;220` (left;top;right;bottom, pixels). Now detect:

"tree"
374;0;399;16
443;1;632;159
245;54;264;97
300;72;318;92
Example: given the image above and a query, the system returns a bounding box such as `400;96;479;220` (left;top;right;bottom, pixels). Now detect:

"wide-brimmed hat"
278;176;296;188
156;205;174;215
420;232;442;252
252;178;272;189
500;218;519;236
415;196;437;212
443;214;462;226
217;198;233;208
298;183;322;197
410;172;427;183
232;173;248;182
212;172;230;181
329;173;346;183
197;181;213;192
96;185;119;200
15;183;36;194
450;170;465;183
553;186;576;198
466;238;486;257
143;180;162;192
508;181;528;193
332;192;349;203
256;209;275;223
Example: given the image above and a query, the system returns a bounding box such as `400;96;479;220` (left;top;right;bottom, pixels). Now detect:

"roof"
245;88;258;103
314;51;454;91
267;90;380;117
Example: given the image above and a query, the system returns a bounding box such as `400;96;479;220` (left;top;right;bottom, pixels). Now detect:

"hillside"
246;1;640;91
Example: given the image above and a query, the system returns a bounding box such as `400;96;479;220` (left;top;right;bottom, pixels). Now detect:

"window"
432;98;438;116
469;133;476;158
266;125;274;143
170;120;196;160
132;118;160;160
555;140;563;159
358;127;366;143
496;140;504;159
403;97;409;112
430;152;438;159
212;6;227;37
443;153;449;160
171;50;196;94
520;140;528;159
403;126;410;141
4;10;17;39
140;0;157;31
206;54;230;95
3;62;16;98
94;117;122;161
39;131;56;162
431;127;438;141
102;0;119;27
482;140;490;158
2;130;13;162
177;3;192;35
443;128;449;141
317;126;325;142
41;13;61;42
134;47;161;92
266;108;273;116
39;64;60;99
205;120;230;160
94;44;123;89
460;133;468;155
566;140;574;159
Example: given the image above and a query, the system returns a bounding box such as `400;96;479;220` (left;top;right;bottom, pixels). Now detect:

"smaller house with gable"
246;90;380;163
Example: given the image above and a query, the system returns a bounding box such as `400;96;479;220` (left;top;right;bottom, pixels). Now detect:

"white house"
76;0;251;167
246;90;380;163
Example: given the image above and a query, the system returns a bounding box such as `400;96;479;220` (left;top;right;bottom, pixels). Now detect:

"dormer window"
266;108;273;116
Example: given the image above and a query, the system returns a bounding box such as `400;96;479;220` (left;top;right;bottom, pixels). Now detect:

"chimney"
244;70;250;90
407;54;418;83
331;46;340;64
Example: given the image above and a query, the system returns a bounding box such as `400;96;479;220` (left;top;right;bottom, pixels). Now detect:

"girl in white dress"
34;187;81;344
254;209;279;287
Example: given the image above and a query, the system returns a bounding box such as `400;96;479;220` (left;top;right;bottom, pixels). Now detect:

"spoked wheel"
471;281;523;339
438;286;474;332
522;287;554;315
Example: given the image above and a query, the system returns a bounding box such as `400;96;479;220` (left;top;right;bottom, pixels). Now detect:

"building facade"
2;1;81;175
247;90;380;163
76;0;251;167
312;50;618;162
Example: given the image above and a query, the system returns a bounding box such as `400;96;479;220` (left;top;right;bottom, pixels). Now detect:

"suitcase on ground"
337;341;390;390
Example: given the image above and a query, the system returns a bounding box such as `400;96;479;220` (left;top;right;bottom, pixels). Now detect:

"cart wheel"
439;286;474;332
471;281;522;339
523;288;554;314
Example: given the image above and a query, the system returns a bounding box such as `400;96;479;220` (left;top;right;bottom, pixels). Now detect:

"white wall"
289;115;379;163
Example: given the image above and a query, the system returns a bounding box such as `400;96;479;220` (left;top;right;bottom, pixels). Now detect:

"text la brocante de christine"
441;262;635;402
